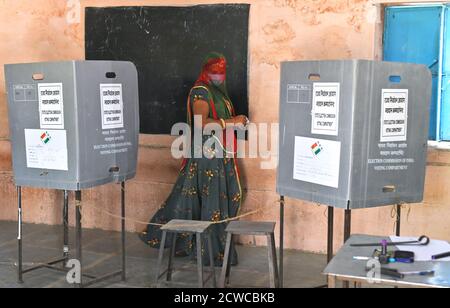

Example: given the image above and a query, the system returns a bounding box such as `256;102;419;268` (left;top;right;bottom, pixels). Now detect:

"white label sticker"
380;89;408;142
13;84;37;102
25;129;68;171
293;136;341;188
287;84;312;104
311;83;340;136
100;84;124;130
38;83;64;129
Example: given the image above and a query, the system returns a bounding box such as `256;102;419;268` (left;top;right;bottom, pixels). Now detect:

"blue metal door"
383;6;443;140
441;7;450;140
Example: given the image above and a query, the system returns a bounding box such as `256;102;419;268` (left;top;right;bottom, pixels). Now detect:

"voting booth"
277;60;432;209
275;60;432;287
4;60;140;287
5;60;139;191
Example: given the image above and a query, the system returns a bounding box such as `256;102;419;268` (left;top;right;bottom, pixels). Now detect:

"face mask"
208;74;226;85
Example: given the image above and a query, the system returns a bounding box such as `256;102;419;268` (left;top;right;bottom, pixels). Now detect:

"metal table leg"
219;232;233;288
196;232;204;288
155;230;167;286
207;232;217;288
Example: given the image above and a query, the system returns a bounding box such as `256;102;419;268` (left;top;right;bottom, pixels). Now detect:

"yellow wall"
0;0;449;253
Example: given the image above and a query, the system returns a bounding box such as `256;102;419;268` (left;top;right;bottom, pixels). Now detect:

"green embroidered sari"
140;53;242;266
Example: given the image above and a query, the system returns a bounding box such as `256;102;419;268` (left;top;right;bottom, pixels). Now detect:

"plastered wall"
0;0;449;253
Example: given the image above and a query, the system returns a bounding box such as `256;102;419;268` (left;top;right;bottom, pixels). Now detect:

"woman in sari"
140;52;248;266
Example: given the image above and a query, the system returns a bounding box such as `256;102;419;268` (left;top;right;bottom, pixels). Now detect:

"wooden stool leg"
269;233;280;288
207;232;217;288
196;232;204;288
267;234;277;288
167;233;177;282
155;230;167;286
219;232;233;288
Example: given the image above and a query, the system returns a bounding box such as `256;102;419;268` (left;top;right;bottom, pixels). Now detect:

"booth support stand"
327;206;334;263
396;204;402;237
17;182;127;288
17;186;22;284
279;196;285;288
63;190;69;266
121;181;126;281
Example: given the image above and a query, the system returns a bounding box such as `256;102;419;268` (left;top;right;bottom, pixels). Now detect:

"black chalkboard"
85;5;250;134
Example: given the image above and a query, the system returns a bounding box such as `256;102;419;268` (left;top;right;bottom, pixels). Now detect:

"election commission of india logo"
311;141;323;157
40;131;51;144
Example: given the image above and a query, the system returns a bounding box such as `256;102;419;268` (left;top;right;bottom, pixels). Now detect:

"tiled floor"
0;221;327;288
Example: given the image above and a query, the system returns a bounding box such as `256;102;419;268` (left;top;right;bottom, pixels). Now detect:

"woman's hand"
232;115;249;127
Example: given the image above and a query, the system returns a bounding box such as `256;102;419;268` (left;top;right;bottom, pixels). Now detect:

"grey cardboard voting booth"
4;60;140;287
277;60;432;209
275;60;432;287
5;60;139;191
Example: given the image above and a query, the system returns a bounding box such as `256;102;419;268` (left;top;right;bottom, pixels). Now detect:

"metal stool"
155;219;217;288
219;221;279;288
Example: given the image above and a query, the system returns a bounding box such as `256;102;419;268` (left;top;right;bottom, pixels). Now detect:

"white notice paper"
293;136;341;188
287;84;311;104
38;83;64;129
25;129;68;171
100;84;124;130
390;236;450;262
311;83;340;136
380;89;408;142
